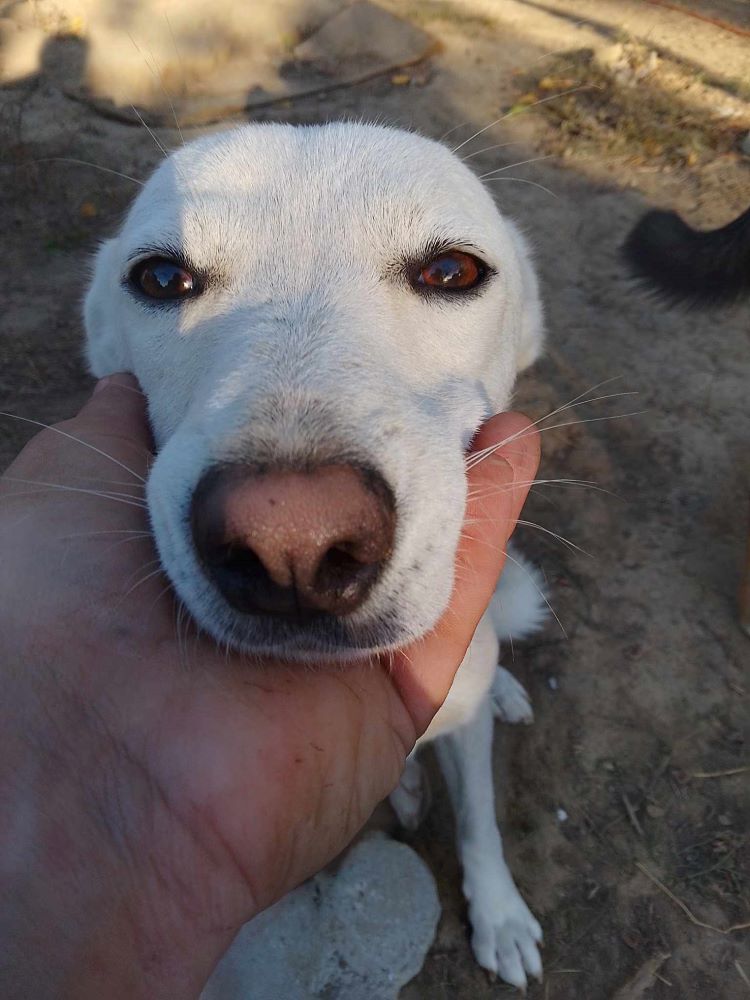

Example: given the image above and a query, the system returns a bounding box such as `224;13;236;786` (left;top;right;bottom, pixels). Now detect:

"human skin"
0;374;540;999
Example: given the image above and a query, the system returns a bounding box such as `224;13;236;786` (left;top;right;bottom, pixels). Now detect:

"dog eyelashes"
130;256;198;301
396;239;495;298
414;250;487;293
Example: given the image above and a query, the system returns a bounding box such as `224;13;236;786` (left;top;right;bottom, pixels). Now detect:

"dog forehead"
124;123;508;260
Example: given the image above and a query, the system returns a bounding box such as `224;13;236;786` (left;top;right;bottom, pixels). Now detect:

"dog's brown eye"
417;251;484;291
132;258;195;300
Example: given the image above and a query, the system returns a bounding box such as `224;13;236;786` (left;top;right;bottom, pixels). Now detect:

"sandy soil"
1;1;749;997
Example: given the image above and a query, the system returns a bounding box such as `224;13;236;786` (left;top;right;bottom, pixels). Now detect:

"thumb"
75;373;151;443
4;373;153;484
390;411;541;733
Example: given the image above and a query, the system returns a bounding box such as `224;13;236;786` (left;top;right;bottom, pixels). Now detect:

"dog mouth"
146;397;472;661
147;454;422;660
201;609;409;663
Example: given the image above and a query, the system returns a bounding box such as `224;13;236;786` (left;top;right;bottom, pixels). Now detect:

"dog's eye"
417;251;485;291
131;258;196;301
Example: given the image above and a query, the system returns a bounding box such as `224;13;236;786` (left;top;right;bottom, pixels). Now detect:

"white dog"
85;122;548;990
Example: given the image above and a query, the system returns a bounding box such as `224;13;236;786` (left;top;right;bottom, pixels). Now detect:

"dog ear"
83;239;133;376
507;221;545;372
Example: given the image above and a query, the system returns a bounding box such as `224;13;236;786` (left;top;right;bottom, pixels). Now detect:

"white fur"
491;542;549;642
84;122;547;989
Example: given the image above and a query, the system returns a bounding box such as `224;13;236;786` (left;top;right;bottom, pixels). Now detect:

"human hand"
0;375;539;999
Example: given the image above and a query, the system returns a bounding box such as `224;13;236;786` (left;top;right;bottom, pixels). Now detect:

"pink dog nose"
191;464;395;618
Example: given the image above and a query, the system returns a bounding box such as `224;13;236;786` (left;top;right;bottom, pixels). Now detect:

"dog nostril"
191;463;396;620
214;542;261;575
208;542;300;616
314;543;384;606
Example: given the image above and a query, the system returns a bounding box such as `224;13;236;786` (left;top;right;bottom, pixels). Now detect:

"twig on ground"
736;960;750;990
636;863;750;934
612;953;671;1000
622;792;644;836
690;765;750;779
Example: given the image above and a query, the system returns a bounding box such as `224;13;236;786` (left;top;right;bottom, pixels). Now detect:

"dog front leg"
434;694;542;989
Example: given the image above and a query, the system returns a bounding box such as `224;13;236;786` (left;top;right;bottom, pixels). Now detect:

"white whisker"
467;477;617;501
460;140;522;162
1;477;148;509
482;176;558;198
175;599;188;669
515;519;590;557
503;547;567;639
127;31;184;146
437;120;472;143
479;155;554;179
468;409;645;473
131;105;170;159
450;86;595;154
147;581;175;615
528;31;590;66
124;564;165;598
30;158;143;186
63;528;152;539
0;412;147;483
90;533;155;560
165;12;188;139
57;474;145;490
466;383;637;470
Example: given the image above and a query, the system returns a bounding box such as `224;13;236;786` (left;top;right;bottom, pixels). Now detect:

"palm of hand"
0;376;538;995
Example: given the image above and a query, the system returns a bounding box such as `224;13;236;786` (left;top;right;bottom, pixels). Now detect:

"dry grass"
511;43;750;170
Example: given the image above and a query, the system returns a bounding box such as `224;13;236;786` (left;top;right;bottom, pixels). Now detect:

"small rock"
548;676;559;690
595;42;626;74
556;807;569;823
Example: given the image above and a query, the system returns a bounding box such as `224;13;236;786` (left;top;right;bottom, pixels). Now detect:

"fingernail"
93;377;113;395
92;373;139;395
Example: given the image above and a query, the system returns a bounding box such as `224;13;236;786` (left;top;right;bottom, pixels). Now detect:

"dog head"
85;123;543;659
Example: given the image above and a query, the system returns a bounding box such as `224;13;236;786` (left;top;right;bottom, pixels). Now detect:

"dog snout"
191;463;396;619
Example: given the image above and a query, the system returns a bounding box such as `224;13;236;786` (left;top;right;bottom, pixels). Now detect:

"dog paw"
491;666;533;725
468;889;543;990
390;756;431;831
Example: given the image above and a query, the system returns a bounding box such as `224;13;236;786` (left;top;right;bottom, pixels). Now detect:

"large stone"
294;1;438;78
202;834;441;1000
1;0;343;109
0;18;46;84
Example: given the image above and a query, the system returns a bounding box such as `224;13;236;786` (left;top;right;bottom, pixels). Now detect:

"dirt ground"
1;1;749;997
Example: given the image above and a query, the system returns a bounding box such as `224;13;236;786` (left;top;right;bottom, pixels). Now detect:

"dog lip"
198;603;409;661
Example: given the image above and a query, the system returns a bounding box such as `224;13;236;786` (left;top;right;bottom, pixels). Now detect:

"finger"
391;411;540;733
4;374;152;484
62;373;152;458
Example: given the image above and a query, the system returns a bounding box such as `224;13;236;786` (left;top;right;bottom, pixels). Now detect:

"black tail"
622;205;750;307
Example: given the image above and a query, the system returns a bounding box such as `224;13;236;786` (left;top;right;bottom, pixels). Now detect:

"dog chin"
170;578;429;662
186;602;423;663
